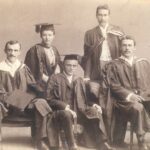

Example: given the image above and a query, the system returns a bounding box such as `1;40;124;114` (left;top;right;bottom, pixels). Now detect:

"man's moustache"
8;55;15;57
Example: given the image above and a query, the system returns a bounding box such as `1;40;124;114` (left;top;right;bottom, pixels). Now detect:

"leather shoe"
104;142;116;150
113;141;129;148
138;143;148;150
100;142;116;150
69;143;78;150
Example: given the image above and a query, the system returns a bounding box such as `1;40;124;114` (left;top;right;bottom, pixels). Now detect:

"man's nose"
46;36;50;40
125;46;129;50
10;50;15;55
101;16;105;19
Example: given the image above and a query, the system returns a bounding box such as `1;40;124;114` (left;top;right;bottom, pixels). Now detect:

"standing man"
46;54;115;150
103;36;150;150
82;4;125;144
82;4;124;81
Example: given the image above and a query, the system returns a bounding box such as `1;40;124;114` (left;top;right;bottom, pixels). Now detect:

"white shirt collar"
0;59;22;77
120;56;135;66
5;59;21;68
99;23;109;38
63;72;73;84
99;23;109;31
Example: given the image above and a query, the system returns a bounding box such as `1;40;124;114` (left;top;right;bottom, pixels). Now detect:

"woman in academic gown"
25;23;62;96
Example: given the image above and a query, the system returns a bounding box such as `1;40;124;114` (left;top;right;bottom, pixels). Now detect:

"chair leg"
0;119;2;142
130;124;134;150
31;124;36;138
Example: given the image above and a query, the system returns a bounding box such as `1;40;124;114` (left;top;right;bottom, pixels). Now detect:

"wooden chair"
0;112;35;147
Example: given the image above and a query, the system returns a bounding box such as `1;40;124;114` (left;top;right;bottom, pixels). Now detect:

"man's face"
96;9;109;26
121;39;135;58
64;60;78;76
41;30;55;48
5;43;21;63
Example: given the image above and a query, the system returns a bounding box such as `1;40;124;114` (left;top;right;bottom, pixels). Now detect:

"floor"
0;127;150;150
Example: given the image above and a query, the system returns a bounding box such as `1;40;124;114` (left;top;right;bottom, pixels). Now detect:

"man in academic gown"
103;35;150;150
46;54;115;150
82;4;124;81
0;40;52;150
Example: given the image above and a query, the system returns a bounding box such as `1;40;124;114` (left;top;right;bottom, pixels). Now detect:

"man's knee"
59;110;72;120
131;102;144;113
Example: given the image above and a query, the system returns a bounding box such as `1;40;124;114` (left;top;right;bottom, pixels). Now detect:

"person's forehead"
7;43;20;49
121;39;134;45
64;60;78;64
97;9;109;14
41;30;54;34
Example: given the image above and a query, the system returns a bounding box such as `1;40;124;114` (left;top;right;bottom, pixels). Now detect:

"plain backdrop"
0;0;150;61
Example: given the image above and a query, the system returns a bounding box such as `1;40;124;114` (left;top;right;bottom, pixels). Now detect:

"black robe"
0;63;36;108
25;44;62;92
103;57;150;142
0;62;52;144
46;73;107;147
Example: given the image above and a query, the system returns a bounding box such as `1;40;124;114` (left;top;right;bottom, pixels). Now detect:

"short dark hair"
121;35;136;46
96;4;110;15
40;24;55;36
4;40;21;52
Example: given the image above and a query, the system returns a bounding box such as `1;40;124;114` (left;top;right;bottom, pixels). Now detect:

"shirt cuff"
92;104;97;107
84;77;90;81
42;74;49;82
126;93;133;101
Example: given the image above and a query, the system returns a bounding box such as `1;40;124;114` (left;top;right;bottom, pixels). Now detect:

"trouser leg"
112;108;127;144
79;112;107;148
55;110;75;147
129;102;146;142
34;110;47;149
90;119;107;147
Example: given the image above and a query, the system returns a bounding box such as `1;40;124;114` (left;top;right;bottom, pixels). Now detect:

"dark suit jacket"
46;73;105;120
83;24;124;80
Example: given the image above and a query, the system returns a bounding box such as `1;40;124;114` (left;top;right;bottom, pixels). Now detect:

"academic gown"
0;63;36;110
46;73;107;148
0;62;52;143
25;43;62;93
103;57;150;142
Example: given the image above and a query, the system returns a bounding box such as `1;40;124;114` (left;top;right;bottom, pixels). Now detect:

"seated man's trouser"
35;109;75;148
112;101;150;144
77;110;107;148
0;98;52;143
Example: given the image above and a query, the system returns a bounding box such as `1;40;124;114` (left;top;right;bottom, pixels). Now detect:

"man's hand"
129;94;144;103
83;78;90;82
69;109;77;119
93;104;102;114
42;74;49;83
65;105;77;118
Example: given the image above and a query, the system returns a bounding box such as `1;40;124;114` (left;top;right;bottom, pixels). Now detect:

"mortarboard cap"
63;54;81;61
35;23;60;33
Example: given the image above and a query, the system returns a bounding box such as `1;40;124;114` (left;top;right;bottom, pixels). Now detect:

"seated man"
46;54;114;150
103;35;150;150
0;40;52;150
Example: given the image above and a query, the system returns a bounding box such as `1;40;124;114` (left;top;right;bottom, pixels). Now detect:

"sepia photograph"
0;0;150;150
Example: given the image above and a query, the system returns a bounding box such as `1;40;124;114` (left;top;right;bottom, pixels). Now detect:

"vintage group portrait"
0;0;149;150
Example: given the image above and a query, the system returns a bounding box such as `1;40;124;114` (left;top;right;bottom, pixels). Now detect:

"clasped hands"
129;93;145;103
92;103;102;114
